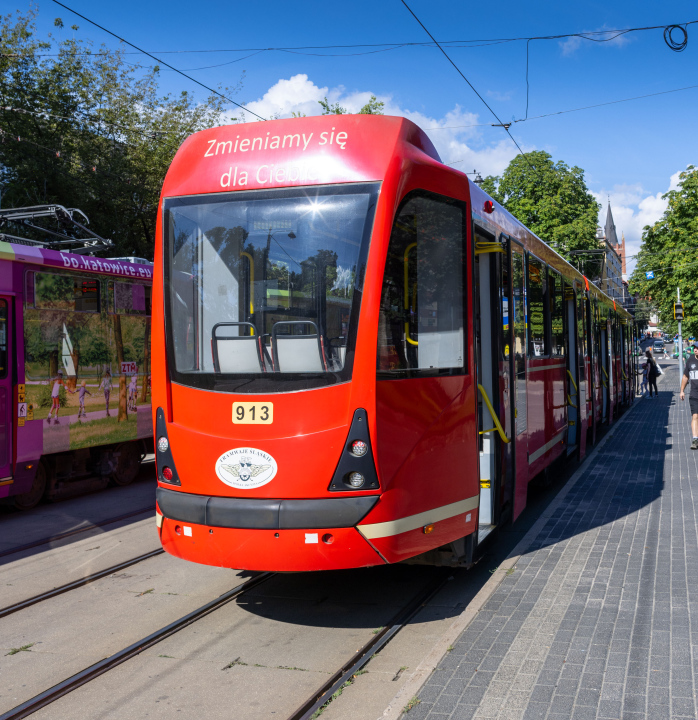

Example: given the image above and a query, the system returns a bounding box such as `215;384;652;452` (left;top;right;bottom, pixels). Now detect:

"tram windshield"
164;184;378;393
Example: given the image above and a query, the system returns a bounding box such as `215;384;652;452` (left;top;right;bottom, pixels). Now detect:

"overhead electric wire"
11;19;697;57
428;82;698;133
398;0;536;175
50;0;266;122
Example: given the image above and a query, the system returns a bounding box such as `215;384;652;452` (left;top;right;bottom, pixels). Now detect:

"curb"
379;391;648;720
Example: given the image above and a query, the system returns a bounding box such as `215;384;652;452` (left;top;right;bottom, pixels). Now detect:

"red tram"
152;116;636;571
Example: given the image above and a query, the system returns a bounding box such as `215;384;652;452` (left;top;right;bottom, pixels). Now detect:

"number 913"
232;402;273;424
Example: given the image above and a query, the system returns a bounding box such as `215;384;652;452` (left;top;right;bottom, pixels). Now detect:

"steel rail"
0;548;164;619
285;570;451;720
0;572;273;720
0;506;155;559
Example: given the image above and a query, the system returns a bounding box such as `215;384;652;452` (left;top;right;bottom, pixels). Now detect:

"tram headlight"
347;472;365;488
350;440;368;457
157;436;169;453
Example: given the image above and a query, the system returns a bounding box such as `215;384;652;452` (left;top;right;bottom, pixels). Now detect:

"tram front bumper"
156;487;385;571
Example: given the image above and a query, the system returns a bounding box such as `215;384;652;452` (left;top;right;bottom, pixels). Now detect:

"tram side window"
549;270;565;356
34;273;100;313
112;282;151;316
511;249;526;376
527;257;547;357
377;193;465;375
0;299;7;379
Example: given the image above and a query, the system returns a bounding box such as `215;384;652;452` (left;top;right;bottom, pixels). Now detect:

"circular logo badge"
215;447;277;490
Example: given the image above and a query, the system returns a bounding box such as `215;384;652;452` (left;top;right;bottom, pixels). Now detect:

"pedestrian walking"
646;349;659;398
640;361;648;395
679;342;698;449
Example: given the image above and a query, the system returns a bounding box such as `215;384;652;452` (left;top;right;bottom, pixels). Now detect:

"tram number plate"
232;402;273;424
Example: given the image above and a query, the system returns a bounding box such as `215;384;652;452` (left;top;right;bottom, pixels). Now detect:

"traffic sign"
645;271;655;280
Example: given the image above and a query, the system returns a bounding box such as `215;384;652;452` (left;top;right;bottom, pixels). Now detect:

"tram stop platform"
389;359;697;720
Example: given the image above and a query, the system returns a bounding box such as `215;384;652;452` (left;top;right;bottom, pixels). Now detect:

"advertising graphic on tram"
151;114;637;572
0;242;153;507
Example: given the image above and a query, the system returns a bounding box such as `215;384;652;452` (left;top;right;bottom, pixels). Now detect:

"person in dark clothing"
679;342;698;449
646;349;659;398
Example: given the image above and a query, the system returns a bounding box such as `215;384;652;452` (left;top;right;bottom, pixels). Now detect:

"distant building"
594;202;624;300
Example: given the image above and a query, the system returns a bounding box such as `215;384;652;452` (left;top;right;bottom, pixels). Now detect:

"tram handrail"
601;366;609;380
477;384;510;444
567;394;578;409
403;242;418;346
474;241;506;255
566;369;578;393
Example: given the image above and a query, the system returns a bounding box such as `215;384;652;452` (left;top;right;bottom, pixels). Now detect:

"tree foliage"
0;8;241;258
629;166;698;337
318;94;384;115
480;151;600;272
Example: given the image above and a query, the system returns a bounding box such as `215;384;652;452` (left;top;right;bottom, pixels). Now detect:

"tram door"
0;298;12;483
510;243;528;520
565;286;578;451
473;228;512;542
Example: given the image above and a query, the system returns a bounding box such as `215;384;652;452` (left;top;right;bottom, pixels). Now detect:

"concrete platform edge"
379;395;645;720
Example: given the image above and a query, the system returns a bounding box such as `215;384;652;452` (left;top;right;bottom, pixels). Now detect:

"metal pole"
678;287;683;381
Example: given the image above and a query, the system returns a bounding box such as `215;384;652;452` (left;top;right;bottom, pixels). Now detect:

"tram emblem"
215;447;277;489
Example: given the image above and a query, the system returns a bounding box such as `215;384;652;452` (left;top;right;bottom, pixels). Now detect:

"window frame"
30;270;102;314
0;298;8;380
163;182;380;394
376;188;468;380
548;268;566;358
109;280;152;317
526;253;549;359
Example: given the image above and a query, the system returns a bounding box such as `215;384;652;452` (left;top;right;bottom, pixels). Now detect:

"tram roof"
0;240;153;280
163;114;631;321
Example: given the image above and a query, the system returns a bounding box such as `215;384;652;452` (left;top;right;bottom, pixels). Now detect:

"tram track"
0;567;451;720
0;506;155;559
285;570;451;720
0;548;164;619
0;572;274;720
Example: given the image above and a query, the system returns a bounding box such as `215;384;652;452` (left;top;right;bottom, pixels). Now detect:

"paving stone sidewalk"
407;362;698;720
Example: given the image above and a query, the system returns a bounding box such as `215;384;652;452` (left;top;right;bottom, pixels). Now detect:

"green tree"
318;94;384;115
629;166;698;337
0;8;241;258
481;151;600;270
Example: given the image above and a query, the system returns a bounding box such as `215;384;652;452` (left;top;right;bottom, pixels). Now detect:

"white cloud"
559;27;633;56
593;170;683;277
235;74;522;177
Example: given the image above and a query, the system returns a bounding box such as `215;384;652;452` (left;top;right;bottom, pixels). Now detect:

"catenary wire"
11;19;698;57
398;0;537;176
50;0;265;122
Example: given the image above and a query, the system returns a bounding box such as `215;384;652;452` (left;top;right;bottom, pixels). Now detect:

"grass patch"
69;414;137;448
6;643;34;656
309;668;369;719
403;696;421;712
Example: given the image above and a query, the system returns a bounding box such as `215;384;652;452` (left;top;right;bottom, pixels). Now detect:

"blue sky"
20;0;698;274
